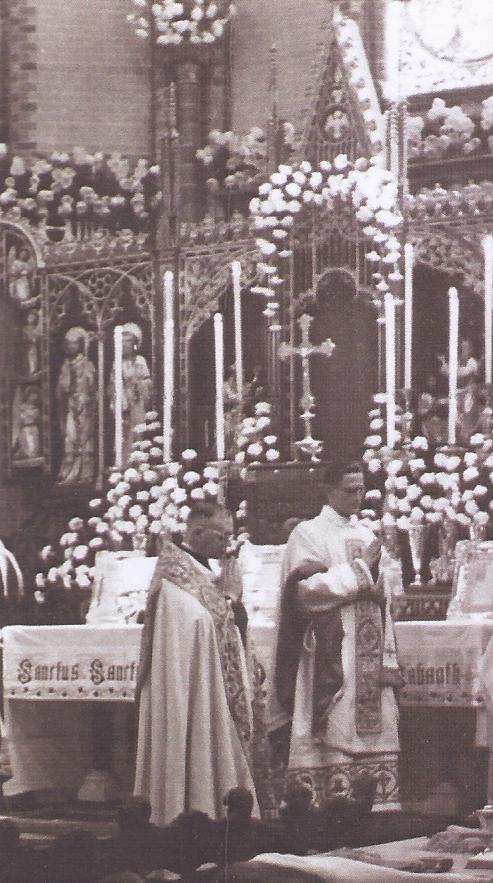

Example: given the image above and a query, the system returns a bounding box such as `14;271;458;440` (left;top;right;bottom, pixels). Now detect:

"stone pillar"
176;59;203;223
206;53;228;219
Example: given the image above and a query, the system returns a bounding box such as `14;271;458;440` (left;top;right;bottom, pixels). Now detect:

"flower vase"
132;532;149;554
469;521;487;544
408;523;426;587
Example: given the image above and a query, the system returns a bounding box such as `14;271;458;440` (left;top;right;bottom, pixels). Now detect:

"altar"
3;618;493;813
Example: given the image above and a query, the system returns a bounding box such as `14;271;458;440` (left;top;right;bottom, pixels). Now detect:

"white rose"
72;544;88;561
394;475;408;491
128;505;143;520
464;452;478;467
420;473;436;486
406;484;422;502
265;448;280;461
247;442;263;457
409;507;424;524
40;545;54;561
235;451;246;464
89;537;104;550
171;487;188;504
68;517;84;531
473;485;488;498
167;461;181;476
124;468;140;483
35;572;46;588
364;435;382;448
412;436;429;451
420;495;434;510
190;487;205;501
149;501;165;519
47;567;59;584
463;466;480;484
398;499;411;514
408;458;426;473
183;470;201;485
89;498;102;510
465;499;479;516
179;505;191;521
367;459;381;474
256;415;271;431
203;465;219;480
203;481;219;496
76;573;91;589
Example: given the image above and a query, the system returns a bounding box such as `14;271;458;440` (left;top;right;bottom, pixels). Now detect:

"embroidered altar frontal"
2;625;142;700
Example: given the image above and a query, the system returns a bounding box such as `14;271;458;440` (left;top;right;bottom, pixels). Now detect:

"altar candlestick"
113;325;123;468
385;0;402;103
448;287;459;446
232;260;243;403
404;242;414;389
214;313;225;461
385;292;396;447
163;271;174;462
484;236;493;385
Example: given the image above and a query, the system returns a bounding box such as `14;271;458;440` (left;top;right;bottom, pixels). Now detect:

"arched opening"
307;270;378;460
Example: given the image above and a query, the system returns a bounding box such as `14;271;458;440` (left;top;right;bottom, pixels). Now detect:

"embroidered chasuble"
274;507;400;811
134;539;271;826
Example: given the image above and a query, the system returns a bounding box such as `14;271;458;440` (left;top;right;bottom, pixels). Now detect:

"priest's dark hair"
323;459;363;488
188;499;227;521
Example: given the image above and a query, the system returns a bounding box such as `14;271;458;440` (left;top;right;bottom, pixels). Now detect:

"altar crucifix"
278;313;335;459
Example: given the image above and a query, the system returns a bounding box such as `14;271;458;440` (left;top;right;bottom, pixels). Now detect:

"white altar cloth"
2;624;142;701
4;619;493;796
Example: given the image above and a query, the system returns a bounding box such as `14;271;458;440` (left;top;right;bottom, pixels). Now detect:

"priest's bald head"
184;500;233;560
323;459;365;518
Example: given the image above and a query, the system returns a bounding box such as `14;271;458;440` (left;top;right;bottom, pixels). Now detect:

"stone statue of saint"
109;322;152;464
439;338;480;444
11;386;41;462
22;310;42;377
56;326;96;485
8;246;35;306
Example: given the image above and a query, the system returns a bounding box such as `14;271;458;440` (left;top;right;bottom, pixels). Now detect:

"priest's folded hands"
295;540;385;615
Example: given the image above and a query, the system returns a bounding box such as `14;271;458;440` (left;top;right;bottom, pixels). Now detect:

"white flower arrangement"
127;0;235;45
250;156;402;309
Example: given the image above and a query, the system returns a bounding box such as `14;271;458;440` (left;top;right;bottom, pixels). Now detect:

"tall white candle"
404;242;414;389
163;271;174;462
214;313;225;461
113;325;123;468
385;0;402;103
232;260;243;403
384;292;396;447
448;287;459;446
484;236;493;385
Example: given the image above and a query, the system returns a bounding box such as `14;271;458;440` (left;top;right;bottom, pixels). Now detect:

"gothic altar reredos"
1;3;493;615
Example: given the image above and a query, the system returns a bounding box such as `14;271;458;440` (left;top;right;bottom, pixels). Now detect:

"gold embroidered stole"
345;538;383;736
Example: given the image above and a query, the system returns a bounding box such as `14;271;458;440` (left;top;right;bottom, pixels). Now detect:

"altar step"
0;802;119;847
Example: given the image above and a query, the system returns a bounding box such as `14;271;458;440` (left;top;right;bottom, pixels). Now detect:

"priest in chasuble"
134;500;271;827
274;461;402;811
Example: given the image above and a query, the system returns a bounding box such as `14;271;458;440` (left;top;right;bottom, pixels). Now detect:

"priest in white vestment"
273;461;401;811
134;501;271;827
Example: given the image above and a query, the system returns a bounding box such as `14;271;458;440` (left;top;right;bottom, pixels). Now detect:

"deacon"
134;501;270;826
273;460;401;810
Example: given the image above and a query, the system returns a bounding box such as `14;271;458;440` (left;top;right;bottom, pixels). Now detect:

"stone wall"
8;0;151;158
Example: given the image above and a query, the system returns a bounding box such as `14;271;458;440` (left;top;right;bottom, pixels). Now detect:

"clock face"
408;0;493;63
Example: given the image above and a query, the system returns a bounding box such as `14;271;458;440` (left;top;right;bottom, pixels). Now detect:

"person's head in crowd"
184;500;233;560
223;787;254;822
281;781;314;817
323;460;365;518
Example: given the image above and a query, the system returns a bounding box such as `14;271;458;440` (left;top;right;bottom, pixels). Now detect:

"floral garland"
197;123;295;196
233;401;280;471
34;411;235;612
0;148;161;235
408;96;493;162
127;0;235;45
249;155;402;305
361;400;493;541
